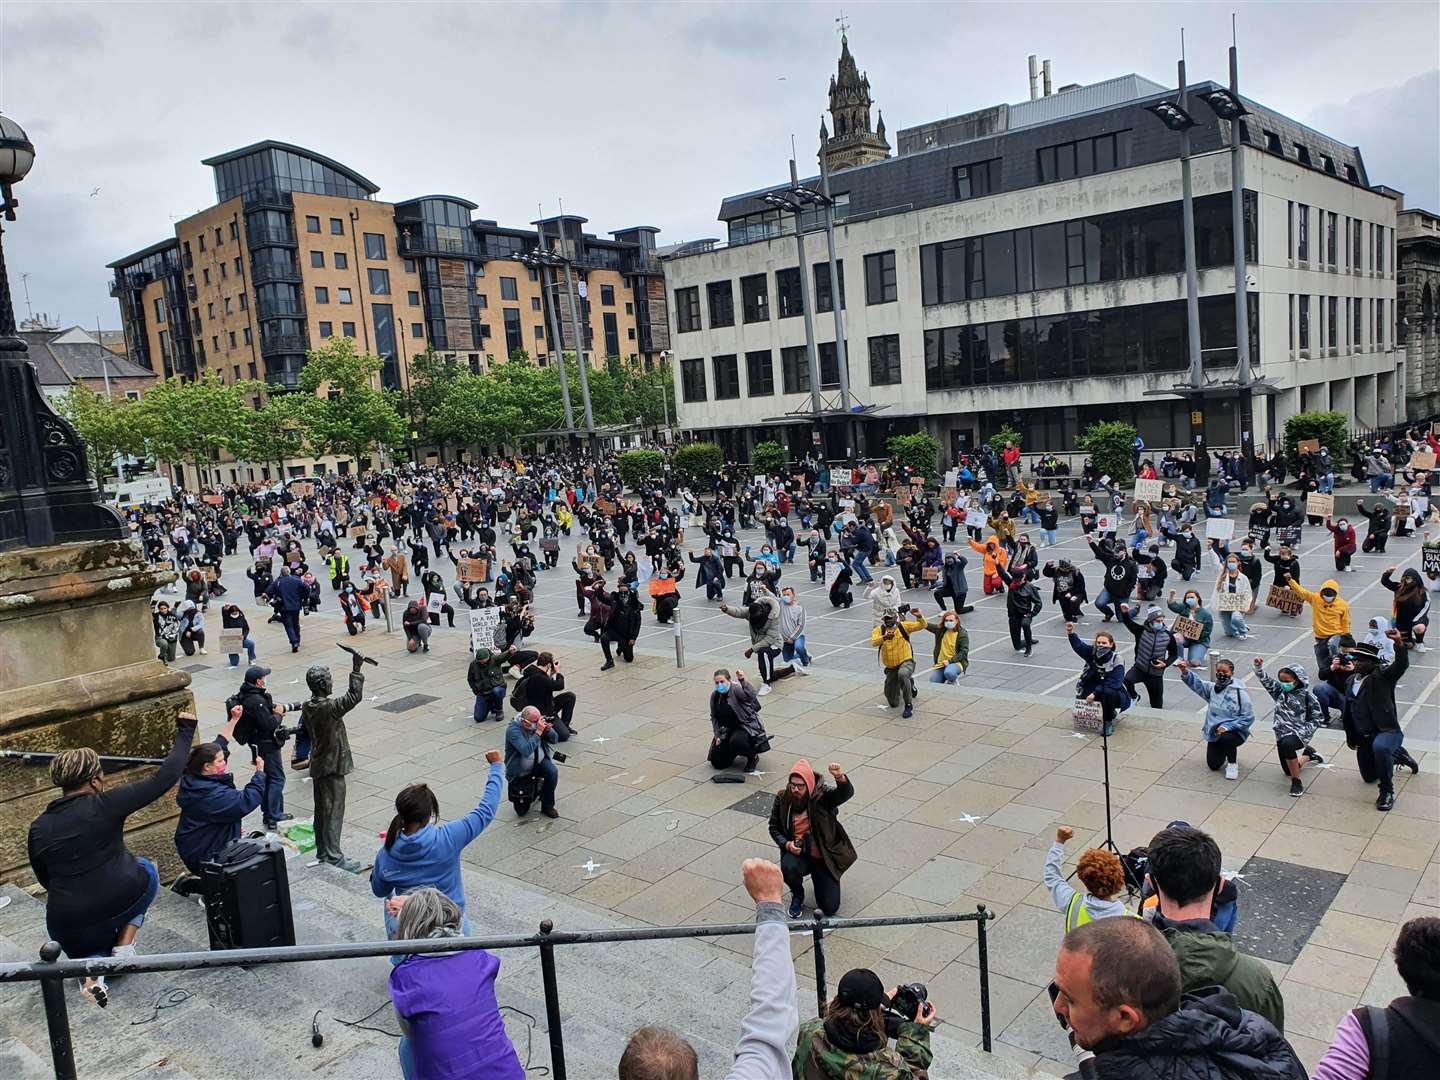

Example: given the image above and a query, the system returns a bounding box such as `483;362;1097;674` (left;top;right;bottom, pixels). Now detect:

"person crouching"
708;669;770;771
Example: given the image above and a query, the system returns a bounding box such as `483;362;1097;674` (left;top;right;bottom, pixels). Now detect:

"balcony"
247;225;298;249
256;297;306;320
398;227;483;260
260;332;307;356
250;262;303;286
241;184;295;211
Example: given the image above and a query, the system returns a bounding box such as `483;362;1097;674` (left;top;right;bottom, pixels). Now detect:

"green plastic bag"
282;821;316;853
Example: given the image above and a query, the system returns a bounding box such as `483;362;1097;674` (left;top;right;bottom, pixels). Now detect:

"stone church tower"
819;33;891;173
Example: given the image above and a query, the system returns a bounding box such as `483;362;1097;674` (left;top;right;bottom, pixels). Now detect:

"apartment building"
108;141;670;483
664;37;1402;462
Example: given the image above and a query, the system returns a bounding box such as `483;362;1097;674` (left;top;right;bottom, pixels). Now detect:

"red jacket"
1328;522;1357;555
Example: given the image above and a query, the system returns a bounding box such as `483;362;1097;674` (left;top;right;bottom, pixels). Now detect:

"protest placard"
579;553;606;576
943;469;958;489
1297;438;1321;455
426;591;447;625
1095;514;1114;533
1265;585;1305;615
1072;699;1109;734
468;607;503;653
595;498;616;515
349;524;368;538
1133;479;1163;502
202;494;223;506
1411;451;1437;471
1422;546;1440;576
1205;518;1235;541
1215;590;1248;612
922;566;941;584
1305;492;1334;518
217;629;245;655
1275;525;1302;545
457;557;489;583
825;559;843;589
1172;616;1203;641
965;509;988;529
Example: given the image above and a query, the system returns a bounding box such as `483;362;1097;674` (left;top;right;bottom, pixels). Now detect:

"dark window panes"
500;277;519;301
813;261;845;312
310;251;324;268
713;354;740;399
363;233;386;260
1038;147;1057;183
675;286;701;332
924;329;942;390
776;267;804;318
780;346;810;394
367;268;390;295
942;326;968;388
746;350;775;396
330;218;344;235
334;252;348;270
707;281;734;327
987;321;1020;383
681;358;707;402
967;239;985;300
1144;302;1186;372
1032;224;1067;290
867;334;901;385
600;284;615;306
1076;138;1094;177
741;274;769;322
1034;315;1068;381
864;251;897;304
984;233;1016;297
818;341;847;388
1094;135;1115;173
1067;313;1090;378
1015;230;1033;293
1056;142;1077;181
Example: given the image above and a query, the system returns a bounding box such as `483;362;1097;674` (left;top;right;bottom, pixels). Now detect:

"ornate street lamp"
0;114;124;549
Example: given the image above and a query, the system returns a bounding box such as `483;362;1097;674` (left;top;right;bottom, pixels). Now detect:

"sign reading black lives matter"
1423;546;1440;576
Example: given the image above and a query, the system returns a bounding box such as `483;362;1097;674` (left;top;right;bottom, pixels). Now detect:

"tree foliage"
1283;411;1348;469
751;440;786;476
133;370;265;474
672;442;724;487
887;432;942;479
54;384;145;478
1076;421;1139;483
297;338;405;461
986;424;1023;457
617;449;665;490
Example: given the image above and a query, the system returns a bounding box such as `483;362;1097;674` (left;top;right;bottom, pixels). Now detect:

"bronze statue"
302;648;367;871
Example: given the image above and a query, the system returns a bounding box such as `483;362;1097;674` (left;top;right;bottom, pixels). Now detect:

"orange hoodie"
789;758;817;797
969;536;1009;576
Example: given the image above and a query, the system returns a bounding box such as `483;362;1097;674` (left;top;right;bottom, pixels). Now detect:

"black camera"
552;751;567;764
885;982;929;1023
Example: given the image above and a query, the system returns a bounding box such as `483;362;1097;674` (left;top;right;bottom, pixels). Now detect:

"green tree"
1076;421;1140;483
751;440;786;476
133;370;261;480
673;442;724;488
1282;411;1348;470
236;392;310;474
617;449;665;490
887;432;942;479
403;349;466;459
298;338;406;462
986;424;1023;457
54;384;143;479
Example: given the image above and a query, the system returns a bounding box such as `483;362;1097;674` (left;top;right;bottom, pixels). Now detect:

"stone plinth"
0;539;192;884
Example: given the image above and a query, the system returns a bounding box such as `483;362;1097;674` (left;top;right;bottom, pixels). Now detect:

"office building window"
818;341;847;388
530;296;541;311
243;327;251;345
404;258;416;273
338;288;353;304
741;274;769;322
311;251;325;268
498;308;521;356
1288;295;1295;351
776;267;804;318
239;293;247;311
713;354;740;399
746;350;774;396
334;252;348;270
626;301;633;315
363;233;387;260
153;298;166;323
411;323;423;338
600;284;615;305
1326;212;1337;265
203;268;211;286
476;294;488;309
198;234;206;252
212;335;219;352
215;227;224;246
868;334;902;385
329;218;344;235
628;327;636;340
1037;132;1127;183
407;291;420;305
500;276;518;301
1375;224;1385;273
1287;202;1295;258
534;325;544;340
1327;296;1338;348
1352;219;1362;271
368;268;390;295
1353;297;1362;345
228;331;237;348
814;261;845;312
780;346;810;394
1377;298;1385;347
1296;204;1309;261
675;286;701;332
603;312;619;356
707;281;734;327
234;257;242;275
865;251;897;304
224;297;233;315
342;321;356;337
220;262;228;280
954;158;1001;200
1298;295;1310;349
680;358;707;401
207;302;215;319
229;221;238;240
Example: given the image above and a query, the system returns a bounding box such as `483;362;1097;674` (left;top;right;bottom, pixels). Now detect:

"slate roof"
17;328;155;386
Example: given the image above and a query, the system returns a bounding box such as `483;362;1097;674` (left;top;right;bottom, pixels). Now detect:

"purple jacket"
389;948;523;1080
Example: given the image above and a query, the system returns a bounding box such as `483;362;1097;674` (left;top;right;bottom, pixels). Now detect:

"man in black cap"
1340;628;1420;811
792;966;937;1075
230;664;293;830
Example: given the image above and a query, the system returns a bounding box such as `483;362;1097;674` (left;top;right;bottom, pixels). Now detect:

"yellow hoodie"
1289;578;1352;638
871;615;927;668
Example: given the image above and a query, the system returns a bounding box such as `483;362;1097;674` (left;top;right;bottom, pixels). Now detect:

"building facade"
108;141;670;484
19;326;157;405
1398;206;1440;419
665;44;1402;463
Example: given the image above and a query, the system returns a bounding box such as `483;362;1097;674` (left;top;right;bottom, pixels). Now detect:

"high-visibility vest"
1065;892;1140;931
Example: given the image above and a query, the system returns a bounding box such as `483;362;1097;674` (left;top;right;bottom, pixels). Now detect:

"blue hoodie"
370;763;504;931
174;736;267;873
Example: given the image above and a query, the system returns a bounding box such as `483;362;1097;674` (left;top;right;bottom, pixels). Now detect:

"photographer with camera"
504;706;561;819
511;651;578;740
230;665;297;830
871;607;928;718
171;704;267;897
792;967;936;1077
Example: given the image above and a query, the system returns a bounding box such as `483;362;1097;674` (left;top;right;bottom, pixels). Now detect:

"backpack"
509;668;533;712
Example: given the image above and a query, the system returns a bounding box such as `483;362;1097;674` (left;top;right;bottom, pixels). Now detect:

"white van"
109;476;174;510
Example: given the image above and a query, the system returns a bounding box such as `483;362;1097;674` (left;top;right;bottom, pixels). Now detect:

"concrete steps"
0;865;1036;1079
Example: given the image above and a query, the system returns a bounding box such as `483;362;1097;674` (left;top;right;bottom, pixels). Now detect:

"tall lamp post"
519;248;576;433
0;114;124;550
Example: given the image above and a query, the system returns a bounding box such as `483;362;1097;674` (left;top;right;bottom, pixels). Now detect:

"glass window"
865;251;897;304
411;323;423;338
408;290;420;305
707;281;734;327
503;308;523;356
983;233;1016;297
314;287;329;304
338;288;353;304
953;158;1001;200
745;350;774;396
1297;204;1309;261
813;261;845;312
600;284;615;306
781;346;810;394
367;268;390;295
776;267;804;318
675;286;701;332
680;358;707;402
818;341;847;388
330;218;344;235
603;312;619;356
1298;295;1310;349
867;335;901;385
341;321;355;337
1326;212;1337;265
318;322;333;338
741;274;769;322
363;233;386;260
1032;224;1067;291
500;277;519;301
334;251;348;270
153;298;166;323
310;251;325;268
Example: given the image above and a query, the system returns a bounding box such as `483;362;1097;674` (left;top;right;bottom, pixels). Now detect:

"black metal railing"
0;907;994;1080
250;262;302;286
397;230;483;260
246;226;298;249
260;332;307;355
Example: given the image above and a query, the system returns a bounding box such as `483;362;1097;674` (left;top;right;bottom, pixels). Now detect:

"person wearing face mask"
1166;588;1213;666
1010;533;1039;578
1090;536;1138;622
864;575;902;626
648;567;680;624
172;707;268;897
1325;515;1358;573
1251;660;1324;797
924;609;970;683
1284;575;1352;673
720;587;791;695
1176;657;1254;780
1381;566;1431;652
997;564;1044;657
1213;555;1253;639
1340;632;1419;811
1262;542;1302;602
708;668;770;771
599;584;642;671
1166;522;1202;581
1043;558;1089;623
932;551;973;614
1355;499;1392;554
969;535;1009;595
338;582;368;636
1067;625;1129;724
1118;604;1179;707
778;587;812;673
871;608;928;717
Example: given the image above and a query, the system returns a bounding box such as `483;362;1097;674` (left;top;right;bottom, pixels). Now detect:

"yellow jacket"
1289;578;1351;638
871;615;927;668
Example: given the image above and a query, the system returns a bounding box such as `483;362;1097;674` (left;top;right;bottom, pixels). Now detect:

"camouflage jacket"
792;1017;932;1079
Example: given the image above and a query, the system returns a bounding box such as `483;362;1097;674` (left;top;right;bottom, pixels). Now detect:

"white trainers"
1224;763;1239;781
199;648;208;655
757;683;772;697
794;663;811;677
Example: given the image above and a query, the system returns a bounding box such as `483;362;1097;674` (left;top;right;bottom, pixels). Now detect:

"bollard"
673;611;685;669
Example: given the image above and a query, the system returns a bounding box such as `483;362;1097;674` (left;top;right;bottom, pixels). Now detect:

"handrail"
4;906;994;1080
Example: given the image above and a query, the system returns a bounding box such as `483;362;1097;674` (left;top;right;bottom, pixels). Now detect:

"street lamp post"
0;114;124;550
763;161;824;419
519;249;575;432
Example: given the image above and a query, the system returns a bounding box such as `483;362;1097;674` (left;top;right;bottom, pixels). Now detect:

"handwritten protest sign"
1205;518;1235;541
468;608;503;653
1172;616;1203;641
457;557;489;583
1306;492;1334;518
1133;479;1163;502
1215;590;1248;612
1265;585;1304;615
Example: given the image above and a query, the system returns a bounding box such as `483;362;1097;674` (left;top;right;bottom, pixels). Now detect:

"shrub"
1283;411;1348;470
986;424;1022;457
887;432;942;481
672;442;724;488
1076;421;1139;484
617;449;665;491
750;440;786;477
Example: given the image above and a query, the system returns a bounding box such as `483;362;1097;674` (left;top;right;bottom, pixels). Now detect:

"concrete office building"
664;36;1402;462
1398;206;1440;418
108;141;669;484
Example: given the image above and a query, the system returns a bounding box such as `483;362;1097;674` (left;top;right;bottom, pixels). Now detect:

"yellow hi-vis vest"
1065;892;1140;931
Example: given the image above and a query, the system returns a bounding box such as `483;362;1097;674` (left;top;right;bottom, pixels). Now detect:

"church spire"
820;29;890;173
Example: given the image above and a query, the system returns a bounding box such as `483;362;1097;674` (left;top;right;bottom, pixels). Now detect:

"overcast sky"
4;0;1436;330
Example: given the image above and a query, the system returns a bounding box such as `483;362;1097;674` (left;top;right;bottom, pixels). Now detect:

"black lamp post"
0;113;125;550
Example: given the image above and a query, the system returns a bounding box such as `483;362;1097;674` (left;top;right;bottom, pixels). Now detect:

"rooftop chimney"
1028;55;1039;101
1042;59;1053;96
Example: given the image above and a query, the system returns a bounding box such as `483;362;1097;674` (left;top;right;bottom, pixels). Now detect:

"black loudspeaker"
201;837;296;950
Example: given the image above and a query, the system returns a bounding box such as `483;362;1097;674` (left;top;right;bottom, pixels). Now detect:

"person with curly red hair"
1043;825;1134;931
